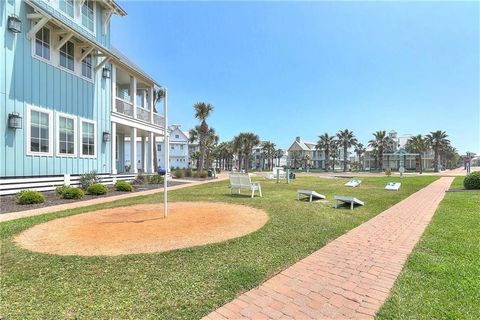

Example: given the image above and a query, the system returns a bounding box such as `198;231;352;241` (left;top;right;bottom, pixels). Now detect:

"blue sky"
112;1;479;154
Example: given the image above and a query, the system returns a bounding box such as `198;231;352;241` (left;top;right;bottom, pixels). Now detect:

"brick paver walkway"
205;177;454;320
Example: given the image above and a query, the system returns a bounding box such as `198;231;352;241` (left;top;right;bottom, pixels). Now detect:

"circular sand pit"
15;202;268;256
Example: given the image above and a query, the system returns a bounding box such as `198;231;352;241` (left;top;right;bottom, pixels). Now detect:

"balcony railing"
136;106;151;122
153;113;164;126
115;98;134;117
115;97;163;127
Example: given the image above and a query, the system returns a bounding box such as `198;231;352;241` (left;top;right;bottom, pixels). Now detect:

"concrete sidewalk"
205;177;454;320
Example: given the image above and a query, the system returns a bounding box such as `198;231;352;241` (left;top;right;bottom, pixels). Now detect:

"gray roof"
111;47;160;87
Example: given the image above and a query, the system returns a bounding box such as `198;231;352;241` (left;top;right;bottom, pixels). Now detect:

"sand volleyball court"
15;202;268;256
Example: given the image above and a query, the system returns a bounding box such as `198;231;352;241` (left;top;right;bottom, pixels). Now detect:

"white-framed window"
81;52;93;79
157;144;162;152
180;145;184;150
26;105;53;156
81;0;95;32
59;39;75;71
80;119;96;158
175;134;179;138
34;27;50;61
56;112;77;157
59;0;74;17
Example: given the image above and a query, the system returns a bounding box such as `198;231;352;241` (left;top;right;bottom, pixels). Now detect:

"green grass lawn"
377;177;480;319
0;176;437;319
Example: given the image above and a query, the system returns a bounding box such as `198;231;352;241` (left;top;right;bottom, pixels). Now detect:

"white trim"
26;105;54;157
52;0;97;37
55;112;78;157
79;118;97;159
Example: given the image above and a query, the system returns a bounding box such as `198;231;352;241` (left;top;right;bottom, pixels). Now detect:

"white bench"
297;190;326;202
229;173;262;198
334;196;364;210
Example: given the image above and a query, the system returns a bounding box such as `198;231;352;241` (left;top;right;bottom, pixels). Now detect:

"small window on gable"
59;0;74;17
175;135;179;138
82;0;95;32
59;40;75;71
34;27;50;60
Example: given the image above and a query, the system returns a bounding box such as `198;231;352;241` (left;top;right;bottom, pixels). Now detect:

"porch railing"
153;113;164;126
115;98;134;117
136;106;151;122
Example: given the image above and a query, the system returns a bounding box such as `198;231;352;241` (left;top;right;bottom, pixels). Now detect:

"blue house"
1;0;165;194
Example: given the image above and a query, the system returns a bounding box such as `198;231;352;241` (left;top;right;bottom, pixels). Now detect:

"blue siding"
1;0;113;177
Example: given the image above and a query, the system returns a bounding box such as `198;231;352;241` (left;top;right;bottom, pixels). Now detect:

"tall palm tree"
426;130;450;172
337;129;358;172
275;149;284;166
368;130;393;171
152;87;166;170
262;142;276;170
193;102;214;173
354;143;366;171
405;134;428;173
330;140;340;171
316;133;335;171
204;127;219;171
289;150;301;168
232;132;260;173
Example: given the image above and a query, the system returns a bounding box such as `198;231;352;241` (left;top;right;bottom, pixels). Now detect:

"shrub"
62;187;84;199
149;175;164;184
185;168;193;177
87;183;108;195
55;184;70;196
384;168;392;176
80;171;100;190
198;171;208;179
464;171;480;190
133;172;148;185
114;180;133;192
16;190;45;205
173;169;185;179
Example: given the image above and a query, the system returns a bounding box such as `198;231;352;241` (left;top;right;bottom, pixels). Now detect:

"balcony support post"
131;76;137;119
130;127;138;174
142;136;147;173
149;132;156;173
111;122;117;174
150;87;154;124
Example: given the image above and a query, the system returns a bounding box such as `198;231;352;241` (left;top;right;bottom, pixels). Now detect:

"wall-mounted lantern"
8;15;22;33
8;112;22;129
102;67;111;79
103;131;111;142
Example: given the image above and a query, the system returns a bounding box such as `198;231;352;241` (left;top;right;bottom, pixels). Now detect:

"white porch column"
149;86;154;124
130;127;137;173
149;132;155;173
130;76;137;119
142;136;147;173
111;65;117;112
111;122;117;174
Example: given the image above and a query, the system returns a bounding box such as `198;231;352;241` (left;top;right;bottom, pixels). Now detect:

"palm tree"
405;134;428;173
275;149;284;166
232;132;260;173
368;130;393;171
426;130;450;172
354;143;366;171
316;133;335;171
204;128;219;171
262;142;276;170
190;151;200;169
336;129;357;172
302;154;311;171
152;87;166;170
193;102;214;173
330;140;340;171
289;150;301;168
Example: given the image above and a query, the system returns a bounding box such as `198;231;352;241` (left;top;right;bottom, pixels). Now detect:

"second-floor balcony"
113;65;164;128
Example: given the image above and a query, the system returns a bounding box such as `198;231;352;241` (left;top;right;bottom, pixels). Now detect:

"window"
180;145;184;150
157;144;162;152
81;0;95;32
57;113;76;156
81;120;96;157
175;134;179;138
27;106;52;156
59;40;74;71
59;0;74;17
81;52;92;79
171;145;174;150
34;27;50;60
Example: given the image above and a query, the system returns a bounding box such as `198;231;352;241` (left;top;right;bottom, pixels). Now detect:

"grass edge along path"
376;177;480;319
1;176;437;319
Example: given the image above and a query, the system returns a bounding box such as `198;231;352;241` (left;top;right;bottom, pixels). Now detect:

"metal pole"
163;89;168;218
